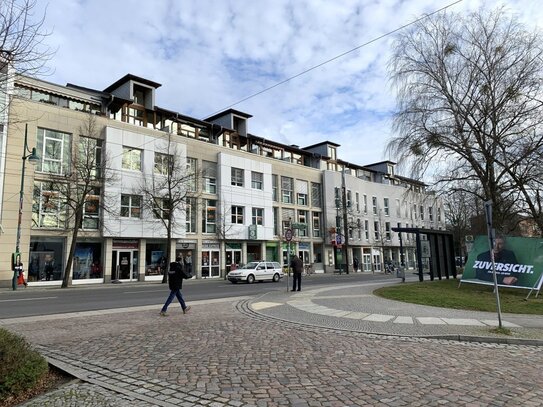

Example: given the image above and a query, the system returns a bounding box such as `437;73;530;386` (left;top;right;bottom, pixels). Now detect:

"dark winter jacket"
168;261;184;290
290;256;303;274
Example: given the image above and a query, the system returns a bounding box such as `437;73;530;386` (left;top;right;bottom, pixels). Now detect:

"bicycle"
303;264;313;276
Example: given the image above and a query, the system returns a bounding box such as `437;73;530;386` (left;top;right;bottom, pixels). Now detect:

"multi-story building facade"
0;73;445;287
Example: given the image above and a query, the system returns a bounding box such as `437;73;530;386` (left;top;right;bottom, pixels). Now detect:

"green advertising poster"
462;236;543;290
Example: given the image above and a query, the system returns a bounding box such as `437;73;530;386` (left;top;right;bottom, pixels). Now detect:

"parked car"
227;261;284;284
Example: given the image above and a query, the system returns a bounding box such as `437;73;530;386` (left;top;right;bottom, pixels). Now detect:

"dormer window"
133;86;146;105
327;146;337;160
387;164;394;176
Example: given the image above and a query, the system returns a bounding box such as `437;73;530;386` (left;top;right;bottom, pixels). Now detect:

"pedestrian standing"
14;256;27;287
184;251;193;275
160;256;191;316
290;254;303;292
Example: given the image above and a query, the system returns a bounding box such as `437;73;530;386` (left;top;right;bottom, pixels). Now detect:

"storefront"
72;241;103;284
265;242;279;262
225;242;242;273
28;237;65;284
201;241;220;278
111;239;139;282
176;241;196;277
145;241;167;280
362;248;372;272
246;243;261;262
298;242;310;265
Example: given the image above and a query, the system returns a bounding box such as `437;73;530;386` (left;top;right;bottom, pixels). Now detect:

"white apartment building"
0;72;445;287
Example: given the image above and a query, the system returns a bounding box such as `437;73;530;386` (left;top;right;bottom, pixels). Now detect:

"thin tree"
386;6;543;236
139;134;200;283
1;0;53;118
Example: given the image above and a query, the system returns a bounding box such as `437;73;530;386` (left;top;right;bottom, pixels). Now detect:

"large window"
153;198;171;220
374;221;380;240
37;128;71;175
298;210;308;237
231;206;244;224
383;198;389;216
154;152;172;176
372;196;378;215
251;172;263;190
296;180;308;206
312;212;321;237
272;175;278;201
202;199;216;233
252;208;263;225
81;188;100;230
186;157;197;192
231;168;244;187
122;147;142;171
32;182;65;228
281;176;293;204
356;193;360;212
385;222;391;241
203;161;217;194
311;182;321;207
185;197;196;233
120;194;142;218
79;137;102;178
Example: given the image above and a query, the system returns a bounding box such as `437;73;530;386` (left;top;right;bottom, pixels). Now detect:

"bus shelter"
391;227;457;282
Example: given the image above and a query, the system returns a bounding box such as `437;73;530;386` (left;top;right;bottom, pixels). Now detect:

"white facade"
217;152;274;241
102;126;187;239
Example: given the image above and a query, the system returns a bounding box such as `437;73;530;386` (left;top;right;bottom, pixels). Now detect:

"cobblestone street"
3;285;543;406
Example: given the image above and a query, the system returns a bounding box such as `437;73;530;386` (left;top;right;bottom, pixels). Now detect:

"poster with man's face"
462;236;543;289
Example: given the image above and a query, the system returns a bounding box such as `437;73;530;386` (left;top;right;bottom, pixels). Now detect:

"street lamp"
12;124;39;290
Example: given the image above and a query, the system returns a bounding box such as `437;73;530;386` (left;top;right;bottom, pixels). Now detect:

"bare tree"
139;134;199;283
1;0;53;118
386;6;543;236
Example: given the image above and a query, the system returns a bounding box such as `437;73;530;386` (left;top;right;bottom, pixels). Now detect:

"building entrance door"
112;250;139;281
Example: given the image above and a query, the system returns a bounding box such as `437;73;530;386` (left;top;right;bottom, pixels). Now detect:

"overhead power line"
206;0;464;118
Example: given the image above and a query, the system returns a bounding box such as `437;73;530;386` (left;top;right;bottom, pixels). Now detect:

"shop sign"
113;239;139;249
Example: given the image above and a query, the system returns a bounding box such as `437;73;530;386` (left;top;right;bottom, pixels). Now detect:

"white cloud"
32;0;543;169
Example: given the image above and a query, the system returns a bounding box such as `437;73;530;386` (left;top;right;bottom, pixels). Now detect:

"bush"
0;328;48;400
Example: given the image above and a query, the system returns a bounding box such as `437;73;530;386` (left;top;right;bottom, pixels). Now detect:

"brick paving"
2;283;543;406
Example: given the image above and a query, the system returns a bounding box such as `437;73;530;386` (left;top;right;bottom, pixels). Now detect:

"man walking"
160;256;191;316
290;254;303;292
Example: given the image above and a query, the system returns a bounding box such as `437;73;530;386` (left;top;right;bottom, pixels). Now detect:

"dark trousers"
161;289;187;312
292;272;302;291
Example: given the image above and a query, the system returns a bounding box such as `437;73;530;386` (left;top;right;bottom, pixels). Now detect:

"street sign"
335;233;345;245
285;228;293;241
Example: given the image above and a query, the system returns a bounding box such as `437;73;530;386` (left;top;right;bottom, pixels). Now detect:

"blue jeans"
161;289;187;312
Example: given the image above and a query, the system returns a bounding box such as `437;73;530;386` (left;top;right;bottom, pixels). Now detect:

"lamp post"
341;168;349;274
12;124;39;290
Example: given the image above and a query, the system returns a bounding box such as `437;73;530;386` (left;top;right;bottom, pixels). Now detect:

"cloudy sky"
32;0;542;168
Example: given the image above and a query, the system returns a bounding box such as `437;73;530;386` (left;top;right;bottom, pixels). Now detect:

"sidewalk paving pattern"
2;281;543;406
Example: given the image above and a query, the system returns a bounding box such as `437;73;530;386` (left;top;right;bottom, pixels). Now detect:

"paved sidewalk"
2;281;542;406
249;281;543;345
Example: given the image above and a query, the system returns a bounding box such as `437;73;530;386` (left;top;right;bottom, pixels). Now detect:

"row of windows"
342;192;442;223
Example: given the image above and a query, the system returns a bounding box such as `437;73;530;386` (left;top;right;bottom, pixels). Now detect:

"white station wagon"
227;261;284;284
